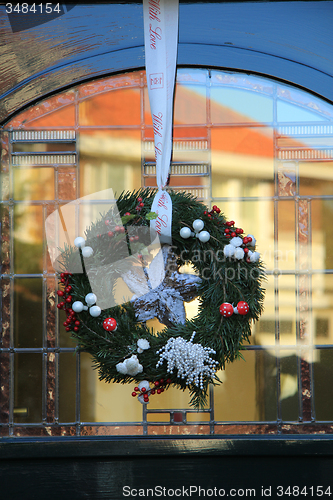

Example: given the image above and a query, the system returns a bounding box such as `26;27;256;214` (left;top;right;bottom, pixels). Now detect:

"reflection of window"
1;68;333;436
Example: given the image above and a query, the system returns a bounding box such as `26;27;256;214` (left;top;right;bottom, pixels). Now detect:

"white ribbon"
143;0;178;244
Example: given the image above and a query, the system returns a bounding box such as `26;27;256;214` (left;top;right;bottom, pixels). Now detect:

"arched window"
1;68;333;437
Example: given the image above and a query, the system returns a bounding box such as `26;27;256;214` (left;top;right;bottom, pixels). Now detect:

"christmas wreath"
56;188;265;408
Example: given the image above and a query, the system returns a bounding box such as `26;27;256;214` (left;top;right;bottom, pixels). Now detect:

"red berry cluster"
135;196;144;213
131;378;172;403
224;220;244;238
223;222;255;262
57;273;80;333
203;205;221;219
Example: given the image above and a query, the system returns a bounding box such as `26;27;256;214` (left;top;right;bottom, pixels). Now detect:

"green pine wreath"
57;189;265;408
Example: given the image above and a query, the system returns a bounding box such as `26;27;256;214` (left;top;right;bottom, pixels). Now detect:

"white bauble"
82;246;94;258
89;305;101;317
180;227;192;239
72;301;85;313
192;219;204;232
230;236;243;247
198;230;210;243
247;234;256;247
85;293;97;306
74;236;85;248
234;247;245;260
223;244;235;258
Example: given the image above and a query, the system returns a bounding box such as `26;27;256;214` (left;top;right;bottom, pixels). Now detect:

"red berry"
246;257;251;263
143;396;149;402
225;228;230;234
157;389;161;394
65;296;72;303
150;389;156;395
129;236;135;242
236;228;243;234
244;247;249;254
108;231;114;237
231;232;236;237
74;326;79;332
226;221;232;227
132;392;137;397
137;197;143;202
74;320;80;326
141;387;146;393
212;205;218;211
138;254;143;260
125;212;131;216
65;327;71;332
134;387;139;392
225;234;230;238
105;220;110;225
60;278;65;283
65;286;72;293
230;220;235;225
243;237;248;244
159;378;164;384
57;290;64;297
135;206;140;211
115;226;120;232
203;211;207;215
120;227;125;233
215;208;221;214
67;309;74;315
166;379;172;384
219;302;234;317
208;214;212;218
139;202;144;208
160;387;164;392
63;321;69;326
154;381;160;387
134;235;139;241
60;273;65;278
247;237;252;243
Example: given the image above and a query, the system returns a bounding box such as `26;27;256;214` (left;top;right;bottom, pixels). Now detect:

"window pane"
14;353;42;423
14;278;43;348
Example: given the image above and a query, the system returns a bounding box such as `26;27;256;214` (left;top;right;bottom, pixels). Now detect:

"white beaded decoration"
156;332;218;389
